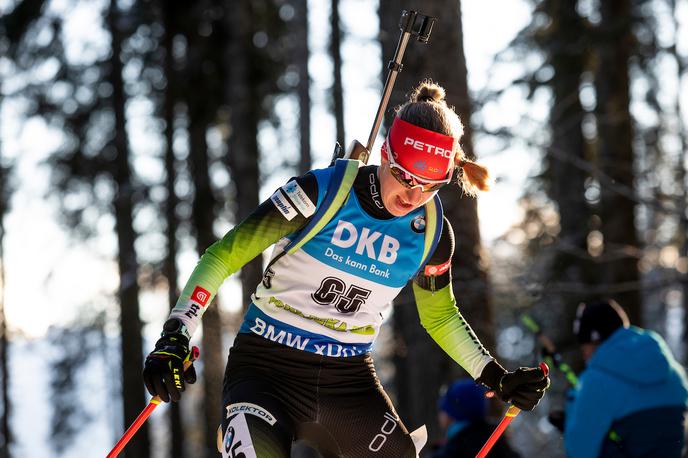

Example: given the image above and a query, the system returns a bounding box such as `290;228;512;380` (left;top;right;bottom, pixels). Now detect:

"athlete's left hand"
477;361;550;411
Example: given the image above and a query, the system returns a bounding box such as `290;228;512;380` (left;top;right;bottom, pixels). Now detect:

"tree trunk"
678;147;688;363
184;14;225;455
107;0;148;455
188;110;225;458
225;0;263;311
330;0;345;149
670;0;688;362
595;0;642;325
293;0;312;174
0;159;11;458
536;0;592;405
380;0;494;444
160;1;185;455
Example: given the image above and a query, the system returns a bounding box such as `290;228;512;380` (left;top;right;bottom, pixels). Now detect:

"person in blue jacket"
564;299;688;458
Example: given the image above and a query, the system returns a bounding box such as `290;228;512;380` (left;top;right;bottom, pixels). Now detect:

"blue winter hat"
439;379;487;422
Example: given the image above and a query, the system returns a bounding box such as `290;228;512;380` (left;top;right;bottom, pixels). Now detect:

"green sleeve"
169;193;312;336
413;282;494;379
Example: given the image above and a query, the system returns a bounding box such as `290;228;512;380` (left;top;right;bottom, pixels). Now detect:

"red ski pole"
106;346;199;458
476;362;549;458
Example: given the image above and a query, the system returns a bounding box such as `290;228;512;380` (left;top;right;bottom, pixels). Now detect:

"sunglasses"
385;138;453;193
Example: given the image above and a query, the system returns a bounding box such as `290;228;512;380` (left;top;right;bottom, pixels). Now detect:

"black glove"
142;319;197;402
477;361;550;411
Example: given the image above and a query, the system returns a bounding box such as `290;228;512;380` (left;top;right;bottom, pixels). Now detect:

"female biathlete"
143;81;550;458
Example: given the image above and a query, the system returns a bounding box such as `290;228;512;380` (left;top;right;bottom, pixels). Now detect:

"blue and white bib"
240;165;440;356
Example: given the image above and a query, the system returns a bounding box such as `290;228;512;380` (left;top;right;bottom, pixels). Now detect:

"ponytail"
456;156;490;196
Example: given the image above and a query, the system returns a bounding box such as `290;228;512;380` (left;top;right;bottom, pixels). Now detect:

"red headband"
385;117;458;180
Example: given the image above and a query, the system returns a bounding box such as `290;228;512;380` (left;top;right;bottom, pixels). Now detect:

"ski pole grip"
185;345;200;368
539;362;550;377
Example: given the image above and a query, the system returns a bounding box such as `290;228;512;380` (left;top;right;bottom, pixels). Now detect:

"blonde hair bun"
410;79;446;104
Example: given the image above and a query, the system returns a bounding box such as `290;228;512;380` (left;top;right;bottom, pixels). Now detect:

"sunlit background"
1;0;687;457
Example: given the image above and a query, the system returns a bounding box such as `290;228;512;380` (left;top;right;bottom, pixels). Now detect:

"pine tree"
0;156;11;458
158;0;186;454
0;2;51;452
106;0;149;453
329;0;345;151
594;0;642;324
295;0;312;175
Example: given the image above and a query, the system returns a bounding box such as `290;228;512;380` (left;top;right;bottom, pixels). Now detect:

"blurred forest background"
0;0;687;457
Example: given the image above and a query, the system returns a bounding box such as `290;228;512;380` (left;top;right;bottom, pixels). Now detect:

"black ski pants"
219;333;419;458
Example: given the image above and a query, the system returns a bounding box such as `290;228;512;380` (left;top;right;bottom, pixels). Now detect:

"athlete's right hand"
142;325;197;402
477;361;550;411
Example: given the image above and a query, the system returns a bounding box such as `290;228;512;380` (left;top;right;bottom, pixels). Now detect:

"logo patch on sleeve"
191;286;211;306
270;189;298;221
282;180;316;217
424;259;450;276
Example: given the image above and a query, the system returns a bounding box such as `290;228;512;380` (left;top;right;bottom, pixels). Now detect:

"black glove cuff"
476;360;507;391
162;318;191;340
155;332;190;350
